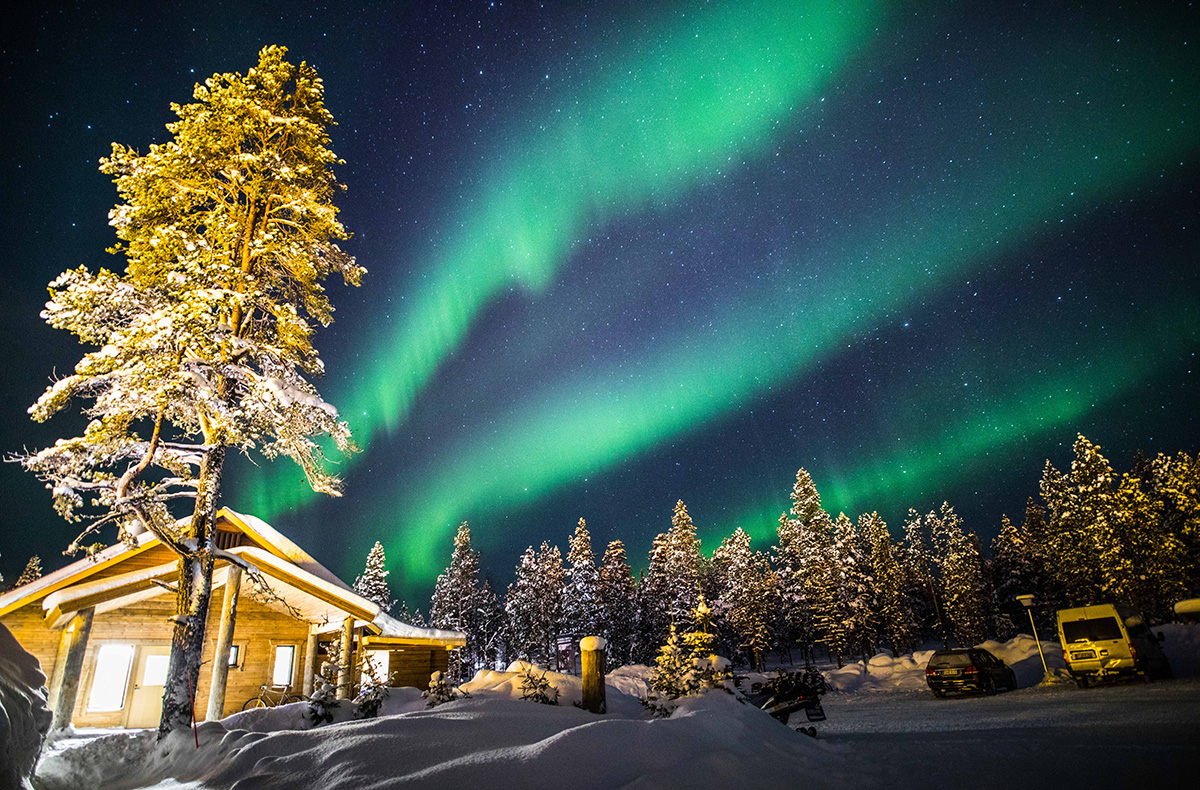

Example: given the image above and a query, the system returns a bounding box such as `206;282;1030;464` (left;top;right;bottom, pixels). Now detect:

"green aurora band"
235;1;1199;584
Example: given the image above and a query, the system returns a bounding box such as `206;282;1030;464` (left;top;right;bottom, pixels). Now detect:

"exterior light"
1017;594;1050;678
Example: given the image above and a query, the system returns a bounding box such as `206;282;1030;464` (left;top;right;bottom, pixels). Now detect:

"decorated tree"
17;46;362;736
353;541;396;614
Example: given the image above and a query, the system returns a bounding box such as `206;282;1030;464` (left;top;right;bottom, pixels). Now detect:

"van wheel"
1075;676;1089;689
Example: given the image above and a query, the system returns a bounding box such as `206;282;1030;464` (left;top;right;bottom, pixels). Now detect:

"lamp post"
1016;594;1049;678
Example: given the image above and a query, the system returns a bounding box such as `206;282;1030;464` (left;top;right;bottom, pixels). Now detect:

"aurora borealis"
1;1;1197;603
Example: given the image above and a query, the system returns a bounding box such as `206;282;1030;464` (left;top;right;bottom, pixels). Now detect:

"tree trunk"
158;445;226;739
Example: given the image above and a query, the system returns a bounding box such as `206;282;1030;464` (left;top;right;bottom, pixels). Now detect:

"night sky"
1;1;1197;606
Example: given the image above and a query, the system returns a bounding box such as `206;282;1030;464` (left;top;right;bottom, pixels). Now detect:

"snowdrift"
822;633;1069;693
0;623;52;790
36;664;871;790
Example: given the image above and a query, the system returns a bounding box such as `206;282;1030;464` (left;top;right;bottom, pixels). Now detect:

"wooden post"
336;616;354;700
302;629;319;698
205;565;241;721
580;636;606;714
49;607;94;730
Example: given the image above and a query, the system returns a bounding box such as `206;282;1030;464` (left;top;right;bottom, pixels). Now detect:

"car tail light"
925;668;935;676
963;666;978;674
1128;643;1137;659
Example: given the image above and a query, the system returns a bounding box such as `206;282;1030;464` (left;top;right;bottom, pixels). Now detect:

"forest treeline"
353;435;1198;680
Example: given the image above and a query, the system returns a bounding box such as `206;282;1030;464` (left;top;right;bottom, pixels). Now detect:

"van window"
1062;617;1123;642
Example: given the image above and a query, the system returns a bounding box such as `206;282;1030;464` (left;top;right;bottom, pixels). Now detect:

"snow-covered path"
819;678;1200;788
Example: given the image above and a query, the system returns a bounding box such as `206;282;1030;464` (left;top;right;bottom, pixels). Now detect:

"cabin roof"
0;508;463;647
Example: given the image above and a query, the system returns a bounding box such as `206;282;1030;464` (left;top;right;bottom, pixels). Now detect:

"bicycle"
242;684;304;710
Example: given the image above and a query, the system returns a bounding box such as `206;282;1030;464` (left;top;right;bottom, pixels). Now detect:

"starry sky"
1;1;1196;606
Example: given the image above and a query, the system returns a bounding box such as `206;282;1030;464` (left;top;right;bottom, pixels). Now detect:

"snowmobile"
739;669;827;737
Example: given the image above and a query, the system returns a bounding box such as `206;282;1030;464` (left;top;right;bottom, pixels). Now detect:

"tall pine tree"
430;522;485;681
597;540;636;667
18;46;364;736
562;518;599;638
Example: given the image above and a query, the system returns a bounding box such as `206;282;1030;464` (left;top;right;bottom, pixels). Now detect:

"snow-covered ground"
32;626;1200;789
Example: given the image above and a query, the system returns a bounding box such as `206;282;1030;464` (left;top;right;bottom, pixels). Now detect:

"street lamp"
1016;594;1049;678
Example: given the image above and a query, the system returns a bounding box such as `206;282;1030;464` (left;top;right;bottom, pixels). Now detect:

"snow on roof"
218;508;350;592
372;611;466;644
0;531;158;617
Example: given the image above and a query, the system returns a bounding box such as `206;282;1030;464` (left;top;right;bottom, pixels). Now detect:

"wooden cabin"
0;508;464;729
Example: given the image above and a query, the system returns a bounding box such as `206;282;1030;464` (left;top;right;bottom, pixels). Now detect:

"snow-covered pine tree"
771;469;829;664
663;500;703;628
430;522;484;681
504;542;564;667
562;518;599;639
597;540;636;667
832;513;875;661
353;541;396;614
13;556;43;589
505;546;542;664
1040;435;1124;606
863;512;916;657
634;532;672;664
475;578;508;671
929;503;988;648
810;515;849;667
393;601;427;628
900;508;940;644
18;46;363;737
990;513;1039;638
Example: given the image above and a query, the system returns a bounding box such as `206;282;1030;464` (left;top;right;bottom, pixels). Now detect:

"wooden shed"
0;508;464;729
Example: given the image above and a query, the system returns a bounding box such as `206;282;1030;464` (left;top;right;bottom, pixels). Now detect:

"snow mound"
36;680;876;789
0;624;52;790
823;634;1066;693
1160;622;1200;678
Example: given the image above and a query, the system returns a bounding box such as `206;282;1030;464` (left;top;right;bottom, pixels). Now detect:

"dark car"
925;648;1017;697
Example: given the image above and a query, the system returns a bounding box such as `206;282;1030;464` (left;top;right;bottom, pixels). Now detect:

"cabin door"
125;646;171;728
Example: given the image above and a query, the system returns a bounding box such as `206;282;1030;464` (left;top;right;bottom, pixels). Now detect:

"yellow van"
1056;603;1171;688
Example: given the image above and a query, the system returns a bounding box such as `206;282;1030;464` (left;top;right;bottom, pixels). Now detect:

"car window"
929;652;971;667
1062;617;1123;642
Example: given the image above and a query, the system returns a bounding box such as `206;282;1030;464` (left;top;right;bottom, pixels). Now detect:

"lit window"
228;645;240;667
360;650;389;685
272;645;296;686
142;653;170;686
87;644;135;711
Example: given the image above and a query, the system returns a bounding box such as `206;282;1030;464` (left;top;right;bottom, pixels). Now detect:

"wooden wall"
2;587;452;727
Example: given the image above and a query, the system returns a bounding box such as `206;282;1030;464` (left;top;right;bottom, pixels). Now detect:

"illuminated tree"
353;541;396;613
928;503;988;647
17;45;363;736
772;468;828;663
12;556;43;590
504;542;564;667
863;512;917;656
562;518;599;638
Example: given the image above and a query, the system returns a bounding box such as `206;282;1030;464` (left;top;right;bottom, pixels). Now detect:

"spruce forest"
379;434;1198;680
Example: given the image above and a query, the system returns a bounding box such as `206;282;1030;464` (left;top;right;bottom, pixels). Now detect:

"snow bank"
0;624;52;790
36;667;877;789
822;634;1066;693
1160;622;1200;678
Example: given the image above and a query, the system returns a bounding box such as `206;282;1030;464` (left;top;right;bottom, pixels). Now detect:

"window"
272;644;296;686
142;653;170;686
360;650;390;685
228;644;240;667
87;644;135;711
1062;617;1123;643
